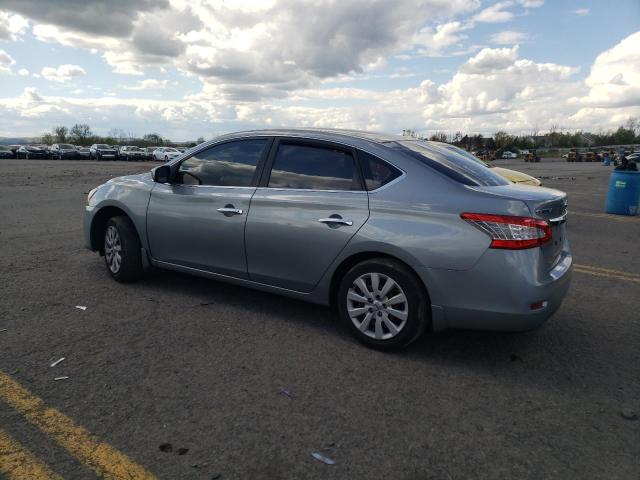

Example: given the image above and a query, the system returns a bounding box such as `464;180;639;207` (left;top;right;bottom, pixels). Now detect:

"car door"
245;139;370;292
146;137;272;278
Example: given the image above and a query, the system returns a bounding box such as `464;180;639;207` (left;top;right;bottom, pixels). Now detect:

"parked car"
49;143;78;160
0;145;15;158
77;146;91;159
84;129;571;350
118;146;146;161
89;144;118;161
152;147;182;162
432;142;542;186
501;151;517;159
8;145;21;156
16;144;48;159
143;146;161;160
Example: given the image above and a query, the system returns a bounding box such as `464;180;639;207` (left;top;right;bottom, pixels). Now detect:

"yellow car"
433;142;542;186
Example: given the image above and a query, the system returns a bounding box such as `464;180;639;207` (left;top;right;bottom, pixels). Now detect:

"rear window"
268;143;361;191
388;140;509;187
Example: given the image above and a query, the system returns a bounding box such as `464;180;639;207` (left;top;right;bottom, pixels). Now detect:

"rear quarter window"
388;140;509;187
357;150;402;190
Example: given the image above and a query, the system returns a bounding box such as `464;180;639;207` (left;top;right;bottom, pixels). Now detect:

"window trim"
260;137;366;192
171;137;274;188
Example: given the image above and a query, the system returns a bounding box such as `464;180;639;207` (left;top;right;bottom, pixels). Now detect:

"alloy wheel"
346;272;409;340
104;225;122;274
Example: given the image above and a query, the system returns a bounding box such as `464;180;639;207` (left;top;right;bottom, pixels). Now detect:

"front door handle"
318;215;353;227
217;205;243;216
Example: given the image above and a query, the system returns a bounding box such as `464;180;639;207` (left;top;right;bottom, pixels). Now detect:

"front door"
146;138;271;278
245;140;370;292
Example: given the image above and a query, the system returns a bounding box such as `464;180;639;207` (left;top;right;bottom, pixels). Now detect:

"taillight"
461;213;552;250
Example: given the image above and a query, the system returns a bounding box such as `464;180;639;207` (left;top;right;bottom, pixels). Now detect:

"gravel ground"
0;158;638;480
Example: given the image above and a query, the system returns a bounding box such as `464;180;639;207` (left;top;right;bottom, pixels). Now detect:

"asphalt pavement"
0;158;638;479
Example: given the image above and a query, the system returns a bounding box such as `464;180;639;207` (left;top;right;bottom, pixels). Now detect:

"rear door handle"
217;205;243;216
318;216;353;226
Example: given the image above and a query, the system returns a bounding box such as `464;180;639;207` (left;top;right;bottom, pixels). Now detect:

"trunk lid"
470;184;568;268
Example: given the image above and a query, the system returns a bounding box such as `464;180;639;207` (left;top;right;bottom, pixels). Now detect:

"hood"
492;166;541;186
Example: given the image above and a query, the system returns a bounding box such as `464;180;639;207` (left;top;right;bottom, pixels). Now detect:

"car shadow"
117;266;607;394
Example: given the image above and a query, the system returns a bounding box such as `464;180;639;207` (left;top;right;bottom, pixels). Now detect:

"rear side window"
178;139;268;186
388;140;509;187
268;143;362;191
358;151;402;190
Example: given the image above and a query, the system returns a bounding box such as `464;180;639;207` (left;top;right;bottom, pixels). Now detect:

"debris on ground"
0;328;7;333
210;474;221;479
620;408;638;420
177;448;189;455
75;305;87;311
279;389;294;399
53;376;69;381
50;357;65;367
159;443;173;453
311;452;336;465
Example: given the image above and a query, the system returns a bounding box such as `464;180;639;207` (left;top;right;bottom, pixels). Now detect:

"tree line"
403;118;640;151
39;124;205;148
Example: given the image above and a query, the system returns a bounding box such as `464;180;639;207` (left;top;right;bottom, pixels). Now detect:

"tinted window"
388;140;509;187
96;144;109;148
268;143;361;191
178;139;268;186
358;151;402;190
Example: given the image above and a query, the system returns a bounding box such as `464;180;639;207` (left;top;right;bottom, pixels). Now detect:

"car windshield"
165;148;178;152
59;144;75;149
387;140;509;187
96;144;109;149
128;147;142;151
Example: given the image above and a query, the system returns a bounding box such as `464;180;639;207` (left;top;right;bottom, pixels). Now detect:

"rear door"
146;138;272;278
245;139;370;292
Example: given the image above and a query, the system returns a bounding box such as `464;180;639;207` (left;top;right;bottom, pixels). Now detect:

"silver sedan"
84;129;572;349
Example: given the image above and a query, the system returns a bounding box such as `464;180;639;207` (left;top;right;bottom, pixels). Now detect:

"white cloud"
460;46;520;73
0;11;28;41
41;64;86;82
123;79;169;90
573;31;640;110
25;0;482;98
0;48;15;73
472;1;514;23
518;0;544;7
18;68;29;76
572;8;590;16
490;30;529;45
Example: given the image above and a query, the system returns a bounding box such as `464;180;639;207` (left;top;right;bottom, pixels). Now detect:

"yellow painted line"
0;428;62;480
575;264;640;279
570;211;640;223
0;371;156;480
574;268;640;284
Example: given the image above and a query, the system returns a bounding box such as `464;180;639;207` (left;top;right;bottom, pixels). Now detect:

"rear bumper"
418;249;572;332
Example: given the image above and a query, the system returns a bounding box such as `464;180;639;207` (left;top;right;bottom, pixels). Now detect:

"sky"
0;0;639;141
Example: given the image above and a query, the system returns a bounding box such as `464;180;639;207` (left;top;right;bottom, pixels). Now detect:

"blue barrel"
605;170;640;215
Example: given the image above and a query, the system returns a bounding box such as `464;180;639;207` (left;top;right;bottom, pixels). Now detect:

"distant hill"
0;137;38;145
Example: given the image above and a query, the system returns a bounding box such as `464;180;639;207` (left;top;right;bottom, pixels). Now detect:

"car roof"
219;128;406;145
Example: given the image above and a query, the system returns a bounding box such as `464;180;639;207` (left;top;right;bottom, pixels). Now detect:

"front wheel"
103;216;143;282
337;258;429;350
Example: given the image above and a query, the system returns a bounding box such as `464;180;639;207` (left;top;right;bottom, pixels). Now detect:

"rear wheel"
337;258;429;350
103;216;143;282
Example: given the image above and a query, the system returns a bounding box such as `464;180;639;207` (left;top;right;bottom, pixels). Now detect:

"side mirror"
152;165;171;183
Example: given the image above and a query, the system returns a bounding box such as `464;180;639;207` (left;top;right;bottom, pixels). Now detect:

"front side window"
268;143;361;191
178;139;268;186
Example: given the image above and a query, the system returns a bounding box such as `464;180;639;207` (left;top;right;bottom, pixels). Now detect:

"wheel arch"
90;205;136;254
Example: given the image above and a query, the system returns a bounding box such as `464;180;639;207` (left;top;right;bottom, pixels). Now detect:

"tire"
337;258;429;350
103;216;143;282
